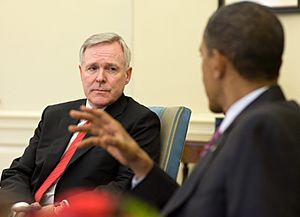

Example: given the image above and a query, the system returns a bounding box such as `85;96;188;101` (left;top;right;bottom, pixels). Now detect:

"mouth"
92;87;110;92
91;89;110;93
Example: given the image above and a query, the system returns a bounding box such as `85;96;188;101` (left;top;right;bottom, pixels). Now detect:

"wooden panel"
181;140;207;182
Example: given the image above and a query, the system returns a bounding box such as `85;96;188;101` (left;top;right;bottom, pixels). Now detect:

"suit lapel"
162;134;227;215
104;94;128;119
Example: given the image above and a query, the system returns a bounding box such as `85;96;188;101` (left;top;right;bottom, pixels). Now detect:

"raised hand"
68;105;153;178
12;202;41;217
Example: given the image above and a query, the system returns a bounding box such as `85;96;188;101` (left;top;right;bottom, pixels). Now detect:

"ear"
79;65;85;81
124;67;132;85
211;49;226;80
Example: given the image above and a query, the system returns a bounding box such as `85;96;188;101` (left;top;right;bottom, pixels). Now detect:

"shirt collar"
78;100;105;124
218;86;269;134
86;100;106;110
86;100;93;109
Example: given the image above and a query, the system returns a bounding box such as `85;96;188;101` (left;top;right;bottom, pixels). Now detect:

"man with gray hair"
0;33;161;216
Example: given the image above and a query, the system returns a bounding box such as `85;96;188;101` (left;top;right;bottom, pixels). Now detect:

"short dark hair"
204;2;284;81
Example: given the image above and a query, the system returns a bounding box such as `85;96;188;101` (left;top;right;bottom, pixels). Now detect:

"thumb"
29;202;42;210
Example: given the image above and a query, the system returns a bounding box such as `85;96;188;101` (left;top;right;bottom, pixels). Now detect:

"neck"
222;78;277;113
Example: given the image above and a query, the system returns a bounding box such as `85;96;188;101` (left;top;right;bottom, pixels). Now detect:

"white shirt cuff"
131;175;145;189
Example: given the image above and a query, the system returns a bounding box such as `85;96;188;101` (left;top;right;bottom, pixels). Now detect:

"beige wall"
132;0;216;116
278;14;300;101
1;0;299;120
0;0;300;171
0;0;133;112
132;0;300;114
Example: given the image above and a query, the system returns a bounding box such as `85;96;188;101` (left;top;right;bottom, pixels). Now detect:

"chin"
89;100;109;109
88;96;111;108
209;104;223;114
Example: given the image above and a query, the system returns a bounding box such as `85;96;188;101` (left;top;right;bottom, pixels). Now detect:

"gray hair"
79;32;131;68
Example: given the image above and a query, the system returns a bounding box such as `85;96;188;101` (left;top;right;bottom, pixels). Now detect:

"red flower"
59;191;118;217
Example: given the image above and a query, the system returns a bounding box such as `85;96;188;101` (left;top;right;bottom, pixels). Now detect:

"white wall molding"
0;112;217;147
187;113;222;141
0;111;217;172
0;112;40;171
0;112;40;147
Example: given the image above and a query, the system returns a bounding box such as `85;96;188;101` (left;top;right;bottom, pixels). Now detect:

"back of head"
204;2;284;81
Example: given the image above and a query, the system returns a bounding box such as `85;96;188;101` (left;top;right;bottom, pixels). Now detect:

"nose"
95;69;106;83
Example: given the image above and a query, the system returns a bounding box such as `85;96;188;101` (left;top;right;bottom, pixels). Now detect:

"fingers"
12;202;41;217
68;123;90;134
69;105;112;124
69;105;121;139
15;212;27;217
69;106;113;132
77;137;103;149
69;108;93;122
85;106;115;125
12;204;30;213
77;135;117;149
29;202;42;210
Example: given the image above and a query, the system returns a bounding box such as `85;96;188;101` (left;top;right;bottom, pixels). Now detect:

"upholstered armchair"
149;106;191;180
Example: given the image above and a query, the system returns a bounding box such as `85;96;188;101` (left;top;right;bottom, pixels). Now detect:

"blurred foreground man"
69;2;300;217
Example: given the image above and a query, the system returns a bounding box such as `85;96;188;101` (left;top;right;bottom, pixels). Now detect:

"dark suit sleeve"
225;108;300;217
131;164;179;210
0;109;46;204
98;109;161;193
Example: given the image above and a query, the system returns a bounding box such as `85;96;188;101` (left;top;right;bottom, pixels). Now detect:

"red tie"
34;121;89;202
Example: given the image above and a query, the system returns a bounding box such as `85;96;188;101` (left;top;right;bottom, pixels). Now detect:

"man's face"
200;40;223;113
79;41;132;108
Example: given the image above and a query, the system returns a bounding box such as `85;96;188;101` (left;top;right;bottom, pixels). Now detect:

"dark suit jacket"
0;94;161;204
133;85;300;217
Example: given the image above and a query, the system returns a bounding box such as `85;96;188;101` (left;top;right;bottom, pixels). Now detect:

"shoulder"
126;97;156;115
42;99;86;116
225;100;300;150
239;100;300;128
108;96;160;132
222;100;300;170
117;96;159;121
